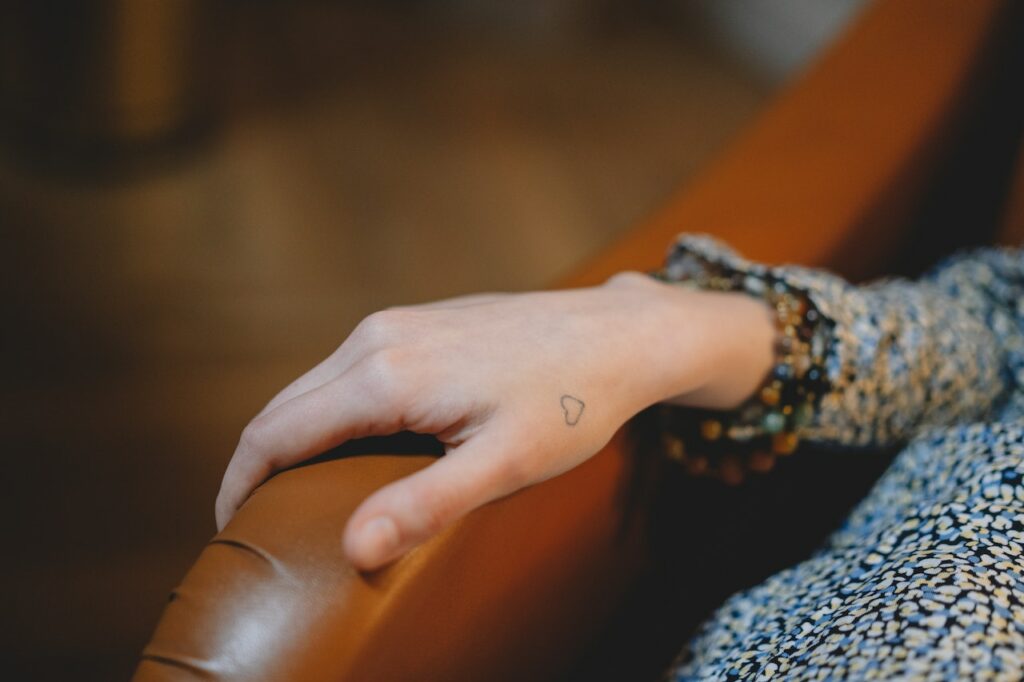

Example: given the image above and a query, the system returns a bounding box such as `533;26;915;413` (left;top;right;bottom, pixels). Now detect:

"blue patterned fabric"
664;236;1024;681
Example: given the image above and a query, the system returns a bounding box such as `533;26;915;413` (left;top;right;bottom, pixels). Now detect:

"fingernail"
358;516;399;565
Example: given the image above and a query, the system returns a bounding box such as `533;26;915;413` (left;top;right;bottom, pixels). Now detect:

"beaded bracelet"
651;262;833;483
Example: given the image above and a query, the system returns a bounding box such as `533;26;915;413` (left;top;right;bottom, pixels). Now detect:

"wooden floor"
0;5;766;679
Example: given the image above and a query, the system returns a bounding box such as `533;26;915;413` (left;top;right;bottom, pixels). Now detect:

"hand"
214;272;774;570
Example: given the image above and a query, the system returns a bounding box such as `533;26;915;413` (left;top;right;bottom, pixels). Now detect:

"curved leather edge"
135;433;643;681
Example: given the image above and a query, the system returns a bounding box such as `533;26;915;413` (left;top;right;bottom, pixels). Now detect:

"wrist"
643;280;776;409
641;238;834;480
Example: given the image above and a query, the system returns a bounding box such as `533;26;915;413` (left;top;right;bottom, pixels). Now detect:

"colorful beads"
762;411;786;433
772;363;794;381
760;384;781;406
794;402;814;426
662;433;686;461
700;419;723;440
653;256;832;481
771;431;799;455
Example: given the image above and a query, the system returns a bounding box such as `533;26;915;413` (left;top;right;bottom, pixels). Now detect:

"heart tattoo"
560;394;585;426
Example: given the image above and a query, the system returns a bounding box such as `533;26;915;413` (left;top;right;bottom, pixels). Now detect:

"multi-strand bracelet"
651;258;833;483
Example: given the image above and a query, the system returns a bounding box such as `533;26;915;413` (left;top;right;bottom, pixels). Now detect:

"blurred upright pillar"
0;0;211;160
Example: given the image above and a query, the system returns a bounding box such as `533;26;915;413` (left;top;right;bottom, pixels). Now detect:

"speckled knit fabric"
664;236;1024;681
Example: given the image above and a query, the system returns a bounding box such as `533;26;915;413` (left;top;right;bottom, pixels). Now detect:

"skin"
215;271;776;571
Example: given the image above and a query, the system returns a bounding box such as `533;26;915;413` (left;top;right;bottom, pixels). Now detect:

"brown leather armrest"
137;438;641;681
134;1;1010;680
561;0;1010;287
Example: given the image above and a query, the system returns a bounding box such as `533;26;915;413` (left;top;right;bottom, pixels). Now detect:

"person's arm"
215;234;1022;572
215;270;778;571
664;235;1024;451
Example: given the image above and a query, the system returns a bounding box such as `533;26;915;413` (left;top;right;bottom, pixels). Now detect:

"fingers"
254;351;347;419
215;352;411;530
255;304;439;419
253;310;400;418
342;433;523;571
253;301;493;421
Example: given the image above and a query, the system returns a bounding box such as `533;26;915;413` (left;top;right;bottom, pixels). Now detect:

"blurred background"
0;1;865;679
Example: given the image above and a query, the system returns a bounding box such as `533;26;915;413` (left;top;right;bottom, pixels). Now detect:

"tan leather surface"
137;437;643;681
134;1;1009;680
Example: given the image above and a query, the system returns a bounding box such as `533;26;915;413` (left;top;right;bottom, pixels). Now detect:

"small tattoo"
560;394;585;426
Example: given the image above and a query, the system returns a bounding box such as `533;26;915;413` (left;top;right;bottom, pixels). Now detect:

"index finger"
214;353;408;530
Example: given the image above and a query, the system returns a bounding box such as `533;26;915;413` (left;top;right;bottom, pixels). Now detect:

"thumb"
342;436;523;571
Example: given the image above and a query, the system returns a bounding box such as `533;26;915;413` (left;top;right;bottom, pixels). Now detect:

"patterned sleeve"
666;234;1024;448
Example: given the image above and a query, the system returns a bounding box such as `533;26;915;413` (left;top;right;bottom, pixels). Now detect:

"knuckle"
238;414;273;454
354;309;408;346
360;348;411;400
